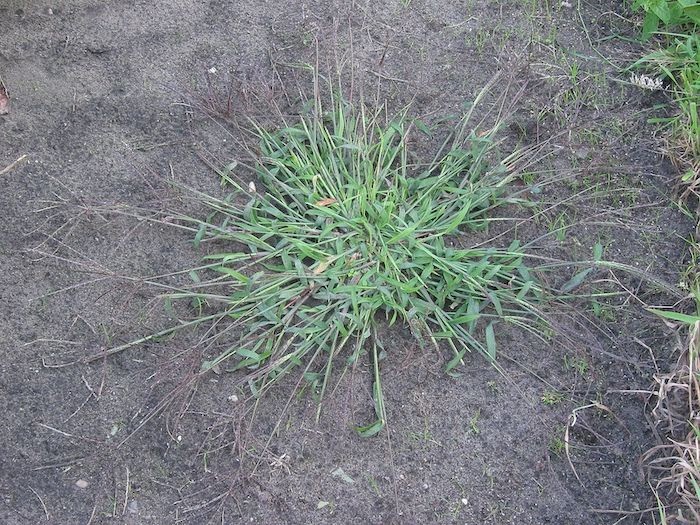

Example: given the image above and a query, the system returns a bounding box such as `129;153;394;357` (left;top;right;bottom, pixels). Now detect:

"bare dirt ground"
0;1;693;524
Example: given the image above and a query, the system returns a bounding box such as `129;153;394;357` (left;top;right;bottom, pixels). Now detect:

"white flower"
629;73;663;91
208;67;218;75
248;181;257;193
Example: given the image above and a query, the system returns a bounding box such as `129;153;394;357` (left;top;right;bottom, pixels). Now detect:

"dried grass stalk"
643;320;700;524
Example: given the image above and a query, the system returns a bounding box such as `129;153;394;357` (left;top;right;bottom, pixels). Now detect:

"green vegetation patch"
165;76;548;434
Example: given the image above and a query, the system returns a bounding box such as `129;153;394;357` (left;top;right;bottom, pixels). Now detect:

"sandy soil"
0;1;692;523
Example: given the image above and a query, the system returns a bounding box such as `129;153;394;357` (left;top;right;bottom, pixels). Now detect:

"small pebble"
75;479;89;489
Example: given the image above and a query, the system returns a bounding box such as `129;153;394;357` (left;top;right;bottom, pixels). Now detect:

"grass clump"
624;5;700;519
635;33;699;189
644;231;700;523
645;300;700;523
156;74;547;435
628;1;699;192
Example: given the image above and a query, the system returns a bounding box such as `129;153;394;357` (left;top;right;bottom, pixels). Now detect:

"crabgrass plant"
116;75;552;435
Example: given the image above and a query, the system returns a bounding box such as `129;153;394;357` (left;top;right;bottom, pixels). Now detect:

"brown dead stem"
643;320;700;524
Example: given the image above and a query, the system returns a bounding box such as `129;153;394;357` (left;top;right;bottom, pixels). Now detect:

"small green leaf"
452;313;480;324
193;223;206;248
648;308;700;324
517;280;534;300
485;322;496;360
163;297;177;318
641;12;660;39
561;267;593;293
445;348;467;372
650;0;672;23
304;371;321;382
356;420;384;437
593;242;603;262
200;360;216;372
214;266;250;283
237;348;263;361
387;222;419;244
219;161;238;185
330;467;355;484
414;118;432;137
488;292;503;316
